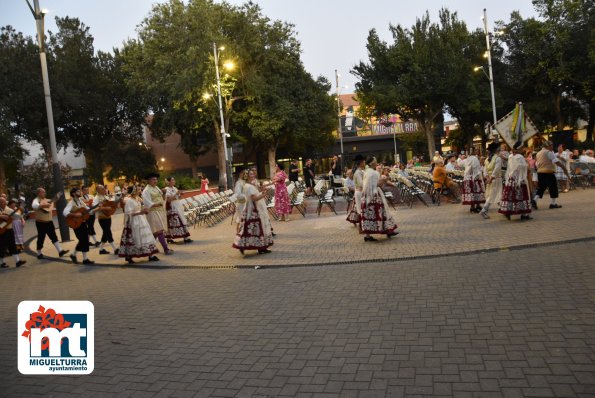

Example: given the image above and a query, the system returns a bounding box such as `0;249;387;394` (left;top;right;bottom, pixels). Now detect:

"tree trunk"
0;158;6;195
554;92;564;131
587;99;594;143
190;158;198;179
267;146;277;180
422;120;436;160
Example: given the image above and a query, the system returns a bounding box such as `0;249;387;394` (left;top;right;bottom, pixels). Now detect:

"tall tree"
353;12;450;156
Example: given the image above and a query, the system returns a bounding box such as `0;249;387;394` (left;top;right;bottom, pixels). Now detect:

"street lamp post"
335;69;345;172
482;8;499;139
213;42;233;190
26;0;70;241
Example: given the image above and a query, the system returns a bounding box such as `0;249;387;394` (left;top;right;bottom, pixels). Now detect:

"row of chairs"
180;190;235;227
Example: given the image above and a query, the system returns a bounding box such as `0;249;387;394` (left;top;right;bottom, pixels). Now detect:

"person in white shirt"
31;187;68;260
445;156;457;172
533;141;570;209
579;149;595;163
63;187;94;264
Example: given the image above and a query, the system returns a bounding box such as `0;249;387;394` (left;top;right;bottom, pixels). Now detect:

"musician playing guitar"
31;187;69;260
63;187;95;265
82;186;100;247
92;185;120;255
0;198;26;268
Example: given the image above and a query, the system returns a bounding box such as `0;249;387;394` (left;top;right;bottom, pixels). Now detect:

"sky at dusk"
1;0;539;91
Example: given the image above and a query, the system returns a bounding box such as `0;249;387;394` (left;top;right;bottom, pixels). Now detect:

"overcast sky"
2;0;538;90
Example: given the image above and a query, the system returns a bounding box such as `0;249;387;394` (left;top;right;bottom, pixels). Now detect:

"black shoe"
258;249;271;254
149;256;160;262
37;254;45;260
387;232;398;238
505;214;511;220
549;204;562;209
69;255;78;264
240;249;244;255
114;248;119;255
531;200;538;210
0;263;8;268
126;258;134;264
94;242;101;248
58;250;69;257
364;236;378;242
272;232;277;237
16;260;26;267
99;249;110;255
167;239;175;244
521;215;533;221
82;259;95;265
184;238;193;243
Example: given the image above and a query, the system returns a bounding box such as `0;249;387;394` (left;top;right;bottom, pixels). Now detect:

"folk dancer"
479;143;504;219
164;177;192;244
142;173;173;255
119;187;159;264
63;187;95;264
0;198;26;268
532;140;569;209
233;169;273;255
273;164;291;221
31;188;68;259
461;148;486;213
82;186;100;247
11;198;26;251
346;155;365;225
499;142;533;221
93;185;119;255
360;156;398;242
233;168;247;232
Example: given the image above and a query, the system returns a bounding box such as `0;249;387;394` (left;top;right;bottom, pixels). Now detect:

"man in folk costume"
63;187;95;264
461;148;486;213
532;140;570;210
346;155;365;226
81;186;100;247
93;185;119;255
233;169;273;254
359;156;398;242
142;173;173;255
31;187;69;260
164;177;192;244
479;142;504;219
499;142;533;221
0;198;26;268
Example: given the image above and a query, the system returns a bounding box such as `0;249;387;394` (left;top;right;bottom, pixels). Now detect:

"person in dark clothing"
288;159;300;182
303;159;315;196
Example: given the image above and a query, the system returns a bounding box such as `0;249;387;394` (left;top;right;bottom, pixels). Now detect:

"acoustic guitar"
0;208;18;235
100;194;122;217
39;192;63;214
66;202;101;229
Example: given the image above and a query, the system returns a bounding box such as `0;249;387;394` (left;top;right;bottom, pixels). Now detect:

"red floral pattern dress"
274;171;291;216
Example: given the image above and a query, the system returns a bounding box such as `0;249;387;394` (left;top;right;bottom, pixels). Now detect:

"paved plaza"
0;189;594;397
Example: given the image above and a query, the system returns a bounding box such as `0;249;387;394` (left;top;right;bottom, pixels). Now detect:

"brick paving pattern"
0;189;593;397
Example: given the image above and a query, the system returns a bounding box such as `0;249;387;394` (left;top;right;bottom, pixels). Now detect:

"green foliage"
18;155;71;204
103;140;157;182
158;175;200;190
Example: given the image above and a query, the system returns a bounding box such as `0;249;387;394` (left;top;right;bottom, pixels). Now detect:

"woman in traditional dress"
346;155;365;226
200;176;210;194
479;143;503;219
233;169;273;255
11;199;26;251
233;168;247;232
461;148;486;213
499;143;533;221
119;187;160;264
164;177;192;244
273;164;291;221
359;156;398;242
